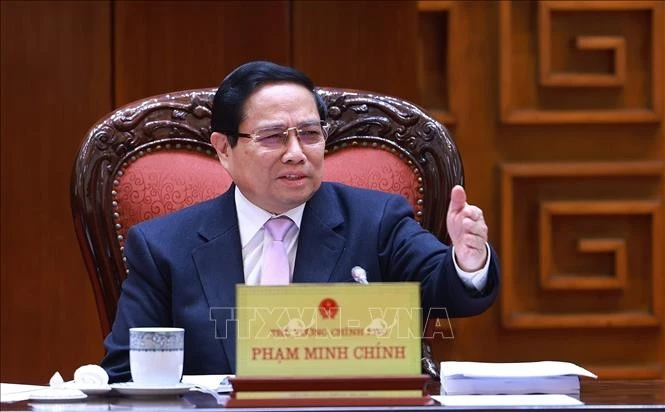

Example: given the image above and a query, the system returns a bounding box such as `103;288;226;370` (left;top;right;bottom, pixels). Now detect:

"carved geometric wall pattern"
417;0;456;125
541;201;650;291
501;162;664;329
500;0;663;123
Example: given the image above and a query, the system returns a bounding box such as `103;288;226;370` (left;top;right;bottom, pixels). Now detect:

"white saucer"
67;384;112;395
29;388;88;402
110;382;193;396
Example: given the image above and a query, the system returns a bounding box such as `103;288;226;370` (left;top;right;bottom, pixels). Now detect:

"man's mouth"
280;174;306;180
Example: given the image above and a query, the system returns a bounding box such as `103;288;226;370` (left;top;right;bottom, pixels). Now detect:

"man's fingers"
461;205;484;221
462;217;488;237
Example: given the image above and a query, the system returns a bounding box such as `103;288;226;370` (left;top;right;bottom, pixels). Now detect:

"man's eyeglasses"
236;121;329;150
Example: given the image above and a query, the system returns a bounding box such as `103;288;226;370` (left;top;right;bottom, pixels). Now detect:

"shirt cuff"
452;243;491;291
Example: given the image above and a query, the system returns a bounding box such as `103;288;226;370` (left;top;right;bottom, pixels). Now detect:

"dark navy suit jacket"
101;182;500;382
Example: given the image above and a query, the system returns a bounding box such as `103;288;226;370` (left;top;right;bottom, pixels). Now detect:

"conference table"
2;379;663;411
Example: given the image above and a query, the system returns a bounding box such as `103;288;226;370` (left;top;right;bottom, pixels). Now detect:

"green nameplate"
236;283;421;377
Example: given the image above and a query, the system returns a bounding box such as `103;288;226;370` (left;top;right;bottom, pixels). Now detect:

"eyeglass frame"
232;120;330;148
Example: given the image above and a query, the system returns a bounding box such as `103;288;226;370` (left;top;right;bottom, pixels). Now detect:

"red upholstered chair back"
71;88;463;340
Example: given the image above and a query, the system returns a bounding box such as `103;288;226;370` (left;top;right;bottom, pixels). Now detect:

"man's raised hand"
446;185;488;272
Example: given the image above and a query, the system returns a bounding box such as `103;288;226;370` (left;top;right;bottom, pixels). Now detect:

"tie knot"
264;216;293;241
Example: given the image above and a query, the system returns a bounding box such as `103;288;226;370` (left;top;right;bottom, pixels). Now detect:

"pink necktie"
260;216;294;285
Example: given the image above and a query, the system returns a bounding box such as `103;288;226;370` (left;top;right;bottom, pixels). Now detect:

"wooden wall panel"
496;163;664;378
292;0;420;102
417;1;664;379
500;0;663;123
114;0;290;106
418;0;504;365
1;0;663;384
501;163;663;328
492;0;664;378
0;1;111;383
417;1;456;125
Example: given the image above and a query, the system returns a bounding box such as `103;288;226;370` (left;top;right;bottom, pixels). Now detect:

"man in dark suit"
101;61;500;383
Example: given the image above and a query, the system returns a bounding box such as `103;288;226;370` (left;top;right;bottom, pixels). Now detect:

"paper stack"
440;361;597;396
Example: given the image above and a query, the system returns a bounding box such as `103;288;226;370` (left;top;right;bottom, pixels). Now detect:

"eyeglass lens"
253;122;328;149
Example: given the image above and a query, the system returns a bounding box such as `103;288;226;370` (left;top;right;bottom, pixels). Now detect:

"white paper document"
440;361;597;395
432;394;583;406
441;361;597;379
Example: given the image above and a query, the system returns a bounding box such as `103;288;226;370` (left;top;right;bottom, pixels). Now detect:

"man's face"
211;82;325;214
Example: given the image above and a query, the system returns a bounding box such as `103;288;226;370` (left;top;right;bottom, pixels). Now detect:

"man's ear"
210;132;231;167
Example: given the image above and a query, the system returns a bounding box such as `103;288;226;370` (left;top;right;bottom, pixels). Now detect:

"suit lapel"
192;187;243;372
293;184;346;283
191;183;347;370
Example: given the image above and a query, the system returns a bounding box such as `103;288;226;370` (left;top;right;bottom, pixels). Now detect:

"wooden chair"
71;87;463;379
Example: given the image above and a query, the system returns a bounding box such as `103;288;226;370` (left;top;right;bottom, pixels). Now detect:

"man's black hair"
210;60;327;146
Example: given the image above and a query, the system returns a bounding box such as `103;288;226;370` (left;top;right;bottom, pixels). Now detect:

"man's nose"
282;130;306;160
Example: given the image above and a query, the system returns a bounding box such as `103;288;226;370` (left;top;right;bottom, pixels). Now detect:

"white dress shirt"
234;187;489;290
235;187;304;285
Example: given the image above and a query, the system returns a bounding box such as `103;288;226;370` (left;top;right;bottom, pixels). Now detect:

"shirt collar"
234;186;305;248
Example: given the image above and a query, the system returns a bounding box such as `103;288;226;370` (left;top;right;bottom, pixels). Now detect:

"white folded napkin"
73;364;109;386
49;364;110;390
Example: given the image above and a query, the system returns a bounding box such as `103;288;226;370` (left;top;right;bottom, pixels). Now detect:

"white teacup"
129;327;184;386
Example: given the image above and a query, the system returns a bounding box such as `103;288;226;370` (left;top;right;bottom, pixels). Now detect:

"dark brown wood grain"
113;0;290;106
292;1;420;102
0;0;111;384
1;0;663;385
